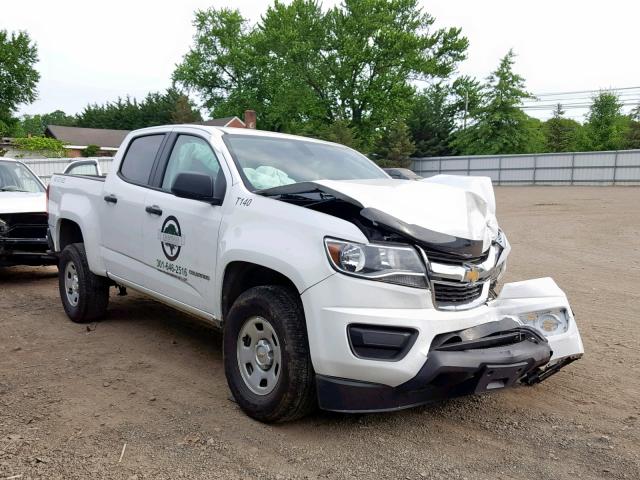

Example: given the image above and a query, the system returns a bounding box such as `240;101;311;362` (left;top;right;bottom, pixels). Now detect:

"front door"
141;133;225;313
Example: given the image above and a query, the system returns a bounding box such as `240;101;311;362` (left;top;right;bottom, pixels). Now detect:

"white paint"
48;126;584;391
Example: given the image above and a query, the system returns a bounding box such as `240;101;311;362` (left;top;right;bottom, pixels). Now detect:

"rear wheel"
223;285;316;422
58;243;109;323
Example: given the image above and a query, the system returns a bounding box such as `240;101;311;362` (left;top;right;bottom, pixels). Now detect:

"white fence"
412;150;640;185
21;157;114;184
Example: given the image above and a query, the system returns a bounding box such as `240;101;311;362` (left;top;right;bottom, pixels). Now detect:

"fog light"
519;309;569;337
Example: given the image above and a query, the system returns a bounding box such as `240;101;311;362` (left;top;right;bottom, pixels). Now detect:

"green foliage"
13;136;66;157
374;119;415;167
19;110;76;136
76;88;201;130
0;30;40;122
583;92;629;151
0;119;11;137
173;0;468;150
82;144;100;157
407;79;482;157
453;50;536;155
308;119;362;150
542;104;583;152
624;121;640;149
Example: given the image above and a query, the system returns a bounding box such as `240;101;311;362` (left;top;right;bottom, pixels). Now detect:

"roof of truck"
129;124;343;148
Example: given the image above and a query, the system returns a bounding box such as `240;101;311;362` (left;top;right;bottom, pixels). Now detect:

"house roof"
197;116;246;127
45;125;130;149
45;116;246;149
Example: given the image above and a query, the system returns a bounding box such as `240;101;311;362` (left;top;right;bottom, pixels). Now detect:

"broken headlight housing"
324;238;427;288
518;309;569;337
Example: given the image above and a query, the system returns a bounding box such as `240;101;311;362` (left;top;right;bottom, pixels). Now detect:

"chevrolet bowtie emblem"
464;268;481;282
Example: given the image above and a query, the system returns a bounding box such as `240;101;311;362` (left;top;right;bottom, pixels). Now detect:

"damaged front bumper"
303;276;584;413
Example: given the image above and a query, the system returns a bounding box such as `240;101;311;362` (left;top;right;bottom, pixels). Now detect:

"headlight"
0;218;7;235
324;238;427;288
519;309;569;337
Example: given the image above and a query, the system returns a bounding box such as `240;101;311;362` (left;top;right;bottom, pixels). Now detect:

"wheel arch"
221;261;300;320
58;218;84;251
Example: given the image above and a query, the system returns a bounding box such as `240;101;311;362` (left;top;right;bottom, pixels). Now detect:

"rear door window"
119;135;164;185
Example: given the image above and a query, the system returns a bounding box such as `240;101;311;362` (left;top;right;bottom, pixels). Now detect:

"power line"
522;100;640;110
531;86;640;97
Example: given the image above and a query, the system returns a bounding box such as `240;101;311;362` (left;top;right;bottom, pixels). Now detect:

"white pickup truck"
48;125;584;422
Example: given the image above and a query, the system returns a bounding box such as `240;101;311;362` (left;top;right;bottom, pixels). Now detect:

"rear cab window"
119;135;165;186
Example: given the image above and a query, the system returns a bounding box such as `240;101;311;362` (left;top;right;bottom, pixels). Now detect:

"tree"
173;0;468;150
453;50;535;155
305;119;362;149
583;91;629;151
374;119;415;167
0;30;40;124
543;104;583;152
624;121;640;149
76;88;201;130
408;84;456;157
407;77;483;157
19;110;76;136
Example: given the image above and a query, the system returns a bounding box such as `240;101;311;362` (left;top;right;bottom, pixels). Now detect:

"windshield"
0;161;44;193
224;134;387;190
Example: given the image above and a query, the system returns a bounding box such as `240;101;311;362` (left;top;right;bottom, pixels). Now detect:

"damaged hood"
314;176;499;252
0;192;46;215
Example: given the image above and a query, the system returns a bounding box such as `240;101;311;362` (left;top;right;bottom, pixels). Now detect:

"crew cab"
47;125;584;422
0;158;55;267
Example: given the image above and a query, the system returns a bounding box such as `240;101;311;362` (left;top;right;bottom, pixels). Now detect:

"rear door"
100;133;167;285
141;131;227;314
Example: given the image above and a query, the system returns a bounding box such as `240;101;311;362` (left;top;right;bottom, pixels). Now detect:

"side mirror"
171;172;221;204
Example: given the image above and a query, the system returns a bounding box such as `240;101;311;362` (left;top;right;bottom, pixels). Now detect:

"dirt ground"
1;186;639;480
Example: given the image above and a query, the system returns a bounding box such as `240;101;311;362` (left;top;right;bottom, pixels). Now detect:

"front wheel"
58;243;109;323
223;285;316;422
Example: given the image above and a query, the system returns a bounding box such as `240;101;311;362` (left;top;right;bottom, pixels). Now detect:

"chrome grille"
417;244;504;311
433;282;484;305
420;247;488;265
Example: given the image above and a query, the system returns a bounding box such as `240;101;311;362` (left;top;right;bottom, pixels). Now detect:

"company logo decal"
158;216;185;261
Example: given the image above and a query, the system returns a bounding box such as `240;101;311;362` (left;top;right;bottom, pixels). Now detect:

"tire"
223;285;316;422
58;243;109;323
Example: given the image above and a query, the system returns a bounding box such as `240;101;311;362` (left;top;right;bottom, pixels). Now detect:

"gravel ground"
1;186;639;480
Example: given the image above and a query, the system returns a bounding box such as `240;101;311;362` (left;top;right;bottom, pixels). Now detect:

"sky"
2;0;639;121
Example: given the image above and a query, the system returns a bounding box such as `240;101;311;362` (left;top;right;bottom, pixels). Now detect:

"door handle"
104;194;118;204
145;205;163;216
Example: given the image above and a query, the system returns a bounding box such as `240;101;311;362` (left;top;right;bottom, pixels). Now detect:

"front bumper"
0;237;55;267
301;275;584;411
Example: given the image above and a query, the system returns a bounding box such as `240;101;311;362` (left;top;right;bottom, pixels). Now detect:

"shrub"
13;136;66;157
82;144;100;157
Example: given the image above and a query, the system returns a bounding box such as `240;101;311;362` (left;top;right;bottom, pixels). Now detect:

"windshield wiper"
257;183;339;206
0;187;30;192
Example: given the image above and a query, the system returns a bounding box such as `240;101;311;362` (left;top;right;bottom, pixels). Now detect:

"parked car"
0;158;56;267
47;126;584;422
384;167;423;180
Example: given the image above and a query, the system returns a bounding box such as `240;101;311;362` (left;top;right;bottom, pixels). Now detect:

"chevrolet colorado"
47;125;584;422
